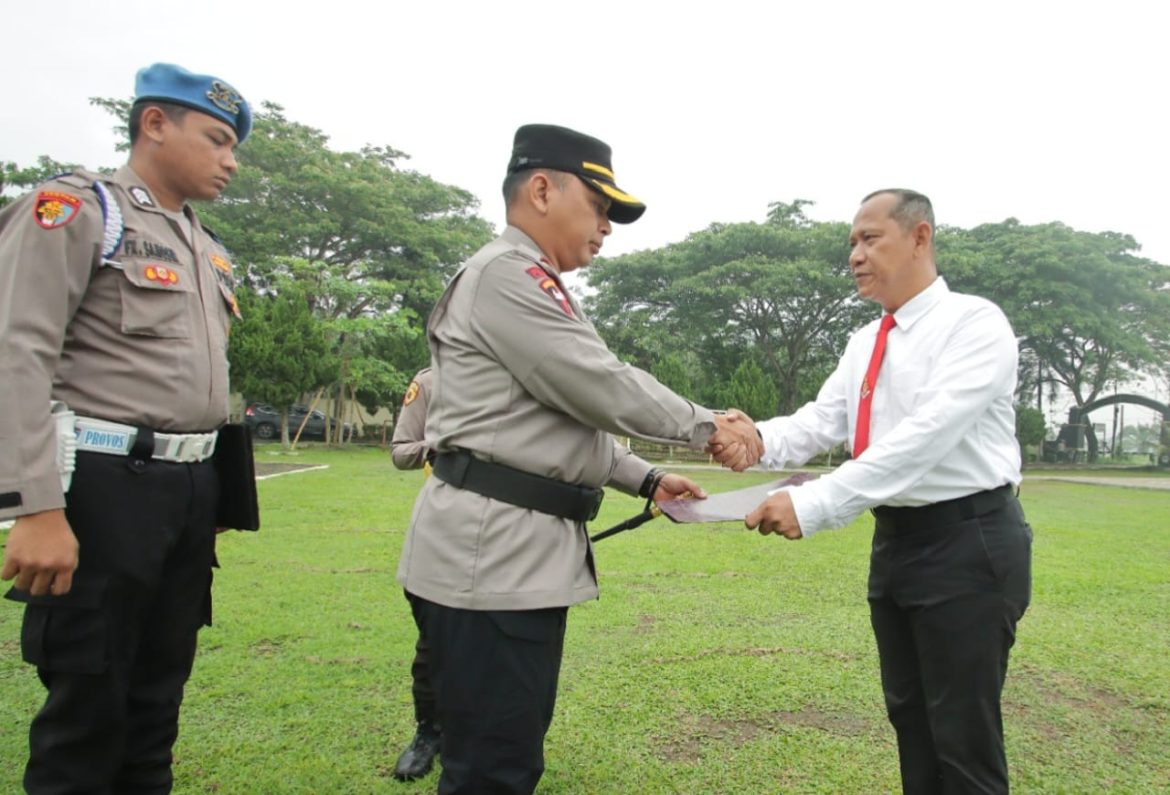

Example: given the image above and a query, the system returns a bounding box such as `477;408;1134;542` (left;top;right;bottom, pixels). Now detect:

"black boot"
393;724;441;782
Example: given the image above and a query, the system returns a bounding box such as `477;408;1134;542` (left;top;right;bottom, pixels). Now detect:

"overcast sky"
5;0;1167;269
4;1;1167;431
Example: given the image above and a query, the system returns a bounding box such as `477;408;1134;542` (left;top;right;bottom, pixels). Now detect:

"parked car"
244;403;353;441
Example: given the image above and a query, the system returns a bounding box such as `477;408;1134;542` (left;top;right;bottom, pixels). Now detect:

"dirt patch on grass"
1012;666;1130;718
634;615;657;635
1006;665;1156;754
657;716;759;763
251;639;285;657
769;708;870;736
656;708;872;763
305;655;371;666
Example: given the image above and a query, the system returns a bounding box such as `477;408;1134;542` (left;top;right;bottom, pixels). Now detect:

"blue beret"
134;63;251;143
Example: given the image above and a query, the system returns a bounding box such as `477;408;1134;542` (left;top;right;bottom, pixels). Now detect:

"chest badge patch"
524;265;574;318
128;186;154;207
145;265;180;286
34;191;82;229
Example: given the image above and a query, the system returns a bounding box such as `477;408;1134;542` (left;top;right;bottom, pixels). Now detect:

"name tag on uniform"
77;428;131;454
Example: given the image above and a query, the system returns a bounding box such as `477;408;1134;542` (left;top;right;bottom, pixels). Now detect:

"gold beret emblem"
206;81;242;115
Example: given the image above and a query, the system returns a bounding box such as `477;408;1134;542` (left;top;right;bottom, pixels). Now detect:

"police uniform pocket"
7;579;110;674
117;258;194;338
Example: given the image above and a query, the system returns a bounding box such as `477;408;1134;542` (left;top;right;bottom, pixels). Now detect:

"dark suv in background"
244;404;353;441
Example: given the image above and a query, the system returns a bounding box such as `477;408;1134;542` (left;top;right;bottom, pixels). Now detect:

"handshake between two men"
657;409;805;541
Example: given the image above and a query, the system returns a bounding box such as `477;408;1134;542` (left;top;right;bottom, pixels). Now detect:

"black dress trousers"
411;595;567;795
404;589;438;730
7;451;219;795
868;488;1032;795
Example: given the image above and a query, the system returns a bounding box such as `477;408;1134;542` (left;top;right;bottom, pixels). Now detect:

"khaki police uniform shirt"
391;367;432;471
0;166;237;519
396;226;717;610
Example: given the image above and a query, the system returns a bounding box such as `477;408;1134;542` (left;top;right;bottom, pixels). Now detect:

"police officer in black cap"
395;124;759;793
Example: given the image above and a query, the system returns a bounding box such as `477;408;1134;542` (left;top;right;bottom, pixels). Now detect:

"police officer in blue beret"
0;63;250;793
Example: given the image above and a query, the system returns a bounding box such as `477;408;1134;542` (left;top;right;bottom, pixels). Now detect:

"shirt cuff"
687;407;718;451
787;479;834;538
0;472;65;521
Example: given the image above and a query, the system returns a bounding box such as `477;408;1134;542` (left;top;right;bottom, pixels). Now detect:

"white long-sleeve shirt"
757;277;1022;536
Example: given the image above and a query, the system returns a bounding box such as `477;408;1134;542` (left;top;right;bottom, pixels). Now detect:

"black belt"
432;450;604;523
872;485;1014;532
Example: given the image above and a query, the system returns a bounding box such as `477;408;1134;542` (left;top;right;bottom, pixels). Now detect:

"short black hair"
862;188;935;232
128;101;191;145
501;168;569;206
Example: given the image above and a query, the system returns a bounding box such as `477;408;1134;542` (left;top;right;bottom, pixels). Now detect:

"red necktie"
853;314;896;458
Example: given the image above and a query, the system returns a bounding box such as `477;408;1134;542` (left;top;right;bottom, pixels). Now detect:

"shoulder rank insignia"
524;265;574;318
403;380;420;406
34;191;82;229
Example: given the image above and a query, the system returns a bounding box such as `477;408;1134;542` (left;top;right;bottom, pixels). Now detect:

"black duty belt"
432;450;604;523
872;484;1014;532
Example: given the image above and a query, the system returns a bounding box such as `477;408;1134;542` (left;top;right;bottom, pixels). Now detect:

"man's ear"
913;220;933;253
138;105;170;145
529;172;554;215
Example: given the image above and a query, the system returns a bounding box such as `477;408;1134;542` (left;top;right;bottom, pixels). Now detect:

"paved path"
1024;475;1170;491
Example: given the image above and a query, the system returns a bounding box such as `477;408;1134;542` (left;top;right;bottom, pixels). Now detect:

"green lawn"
2;446;1168;793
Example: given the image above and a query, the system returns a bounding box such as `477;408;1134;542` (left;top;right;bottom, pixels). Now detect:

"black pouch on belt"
214;423;260;531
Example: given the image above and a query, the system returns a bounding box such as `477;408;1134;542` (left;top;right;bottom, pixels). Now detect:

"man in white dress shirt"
729;189;1032;794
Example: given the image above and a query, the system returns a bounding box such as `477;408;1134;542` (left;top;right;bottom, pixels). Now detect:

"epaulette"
50;170;125;265
50;171;98;190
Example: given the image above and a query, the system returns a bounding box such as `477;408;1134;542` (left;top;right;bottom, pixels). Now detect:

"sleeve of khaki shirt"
469;254;716;451
390;370;431;471
0;180;103;519
608;436;654;496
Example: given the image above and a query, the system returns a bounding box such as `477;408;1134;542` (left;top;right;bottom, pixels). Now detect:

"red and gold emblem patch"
209;254;232;273
145;265;180;286
403;381;420;406
34;191;82;229
524;265;574;318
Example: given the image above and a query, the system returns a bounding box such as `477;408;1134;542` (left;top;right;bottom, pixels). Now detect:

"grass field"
2;446;1168;793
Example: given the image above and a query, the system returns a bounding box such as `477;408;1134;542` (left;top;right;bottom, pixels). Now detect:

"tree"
713;358;779;423
2;156;87;208
1014;405;1047;460
1120;421;1163;455
650;353;695;399
86;97;495;422
941;220;1170;459
586;201;867;414
228;278;333;447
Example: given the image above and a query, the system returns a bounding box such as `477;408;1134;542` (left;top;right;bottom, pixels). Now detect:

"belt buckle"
175;434;214;463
